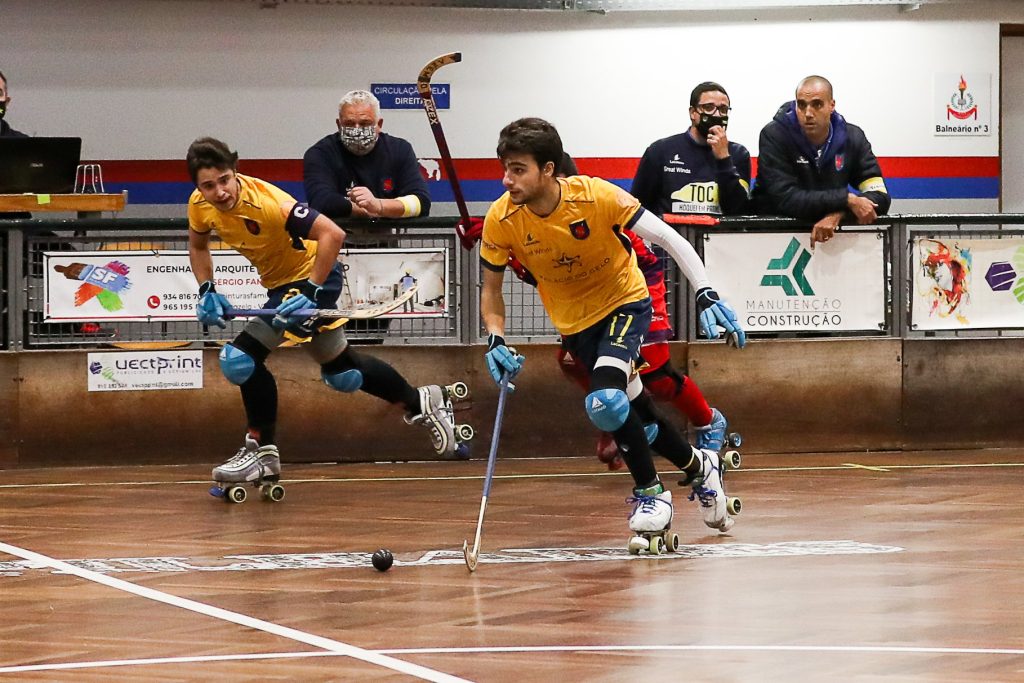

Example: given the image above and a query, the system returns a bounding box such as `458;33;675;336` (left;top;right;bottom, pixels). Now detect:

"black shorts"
261;262;344;336
560;297;651;374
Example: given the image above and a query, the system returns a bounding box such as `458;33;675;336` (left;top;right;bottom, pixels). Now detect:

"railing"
2;213;1023;351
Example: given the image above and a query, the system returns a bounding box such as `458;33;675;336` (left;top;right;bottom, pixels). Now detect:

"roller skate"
209;434;285;504
681;447;741;532
596;432;624;471
693;407;742;452
626;483;679;555
405;382;474;459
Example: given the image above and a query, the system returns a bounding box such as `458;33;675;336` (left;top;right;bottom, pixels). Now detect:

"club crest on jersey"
835;154;845;171
569;219;590;240
383;178;393;192
244;219;261;235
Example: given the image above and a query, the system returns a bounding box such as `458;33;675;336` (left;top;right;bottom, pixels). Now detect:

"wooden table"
0;191;127;218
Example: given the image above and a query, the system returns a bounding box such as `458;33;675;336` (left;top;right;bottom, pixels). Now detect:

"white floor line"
0;461;1021;491
2;642;1022;675
0;541;467;683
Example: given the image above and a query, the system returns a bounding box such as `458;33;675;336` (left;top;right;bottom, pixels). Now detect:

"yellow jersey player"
478;118;744;547
186;138;469;501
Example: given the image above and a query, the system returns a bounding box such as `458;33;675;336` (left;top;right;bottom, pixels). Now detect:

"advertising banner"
912;236;1024;330
44;248;448;322
87;350;203;392
704;232;886;333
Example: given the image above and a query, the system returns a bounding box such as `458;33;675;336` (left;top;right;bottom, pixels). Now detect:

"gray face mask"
339;126;378;155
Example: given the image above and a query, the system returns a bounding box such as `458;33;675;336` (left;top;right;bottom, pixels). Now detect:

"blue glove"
273;280;323;330
196;281;231;329
485;333;525;386
695;287;746;348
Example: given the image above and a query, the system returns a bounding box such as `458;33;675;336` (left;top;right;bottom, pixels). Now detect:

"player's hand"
273;280;323;329
485;333;525;386
455;217;484;250
508;255;537;287
695;287;746;348
196;281;231;329
706;125;730;159
810;211;843;248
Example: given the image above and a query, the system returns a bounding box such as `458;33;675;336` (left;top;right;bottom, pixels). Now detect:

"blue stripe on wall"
111;176;999;205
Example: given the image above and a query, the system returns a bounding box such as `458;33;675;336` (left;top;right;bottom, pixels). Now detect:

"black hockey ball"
371;549;394;572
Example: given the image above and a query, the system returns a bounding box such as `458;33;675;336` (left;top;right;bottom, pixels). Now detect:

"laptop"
0;137;82;194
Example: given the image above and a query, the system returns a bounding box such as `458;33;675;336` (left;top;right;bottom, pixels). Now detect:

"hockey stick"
417;52;475;250
462;372;512;572
228;284;419;320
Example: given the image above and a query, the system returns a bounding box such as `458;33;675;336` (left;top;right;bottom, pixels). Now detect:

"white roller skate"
693;407;742;452
209;434;285;504
405;382;474;459
626;483;679;555
684;447;741;532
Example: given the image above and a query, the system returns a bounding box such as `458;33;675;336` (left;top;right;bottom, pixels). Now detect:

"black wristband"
487;333;506;351
198;280;216;296
301;279;323;302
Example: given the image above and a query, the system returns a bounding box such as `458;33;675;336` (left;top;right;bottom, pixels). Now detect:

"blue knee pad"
584;388;630;432
219;343;256;386
322;368;363;393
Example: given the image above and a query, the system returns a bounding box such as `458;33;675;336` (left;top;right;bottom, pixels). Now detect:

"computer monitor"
0;137;82;194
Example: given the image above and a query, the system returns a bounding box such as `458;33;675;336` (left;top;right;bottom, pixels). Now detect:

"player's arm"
631;209;746;348
272;201;345;326
302;145;356;217
480;264;524;385
188;226;230;328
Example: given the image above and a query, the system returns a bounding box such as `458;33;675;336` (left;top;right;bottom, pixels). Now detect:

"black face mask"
696;113;728;137
0;100;6;120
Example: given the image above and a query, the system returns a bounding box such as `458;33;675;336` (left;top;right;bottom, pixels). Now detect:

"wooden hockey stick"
417;52;475;249
463;372;512;572
228;284;419;320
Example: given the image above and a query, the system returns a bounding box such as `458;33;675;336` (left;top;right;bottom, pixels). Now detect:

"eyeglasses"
695;103;731;115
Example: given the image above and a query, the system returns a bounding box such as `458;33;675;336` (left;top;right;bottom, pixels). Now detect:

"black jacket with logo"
752;102;890;220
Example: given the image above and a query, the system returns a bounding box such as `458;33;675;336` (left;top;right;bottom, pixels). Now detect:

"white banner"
912;236;1024;330
704;232;885;333
87;350;204;392
43;248;448;322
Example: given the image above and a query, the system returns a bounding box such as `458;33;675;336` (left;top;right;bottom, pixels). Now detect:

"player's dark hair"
186;137;239;185
556;152;578;177
496;117;563;172
689;81;729;108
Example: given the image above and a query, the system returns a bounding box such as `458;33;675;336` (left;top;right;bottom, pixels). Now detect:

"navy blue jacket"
303;132;430;218
0;119;27;137
631;131;752;217
753;101;890;220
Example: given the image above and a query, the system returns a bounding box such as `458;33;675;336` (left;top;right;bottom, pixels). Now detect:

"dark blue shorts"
261;262;344;335
560;297;652;374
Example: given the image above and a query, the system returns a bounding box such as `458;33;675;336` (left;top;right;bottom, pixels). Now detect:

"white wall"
1002;35;1024;212
3;0;1021;214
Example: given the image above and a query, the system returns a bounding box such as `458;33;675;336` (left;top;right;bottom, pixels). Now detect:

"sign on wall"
704;232;886;333
370;83;449;110
934;72;991;136
912;236;1024;330
87;350;203;392
44;248;449;322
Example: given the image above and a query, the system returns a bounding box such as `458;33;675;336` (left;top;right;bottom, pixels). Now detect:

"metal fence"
2;212;1024;351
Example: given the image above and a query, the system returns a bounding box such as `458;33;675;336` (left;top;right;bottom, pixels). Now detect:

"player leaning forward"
479;119;746;538
186;137;465;489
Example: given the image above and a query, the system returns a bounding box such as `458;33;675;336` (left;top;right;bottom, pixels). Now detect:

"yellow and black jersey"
480;175;649;335
188;174;316;290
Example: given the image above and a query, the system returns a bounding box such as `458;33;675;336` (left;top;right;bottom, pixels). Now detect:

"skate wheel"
226;486;247;504
453;443;471;460
262;484;285;502
448;381;470;401
665;532;679;552
727;432;743;448
627;536;647;555
649;535;665;555
456;424;475;441
723;450;742;470
727;496;742;515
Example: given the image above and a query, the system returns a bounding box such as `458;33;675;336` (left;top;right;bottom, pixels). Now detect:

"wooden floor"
0;450;1022;681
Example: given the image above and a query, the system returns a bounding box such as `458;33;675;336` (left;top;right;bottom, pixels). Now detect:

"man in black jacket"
303;90;430;221
753;75;890;247
0;70;28;138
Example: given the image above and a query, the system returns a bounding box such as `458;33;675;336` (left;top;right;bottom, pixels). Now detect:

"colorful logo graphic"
918;239;971;324
760;238;814;296
88;360;122;384
983;246;1024;304
569;219;591;240
53;260;132;312
947;74;978;120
